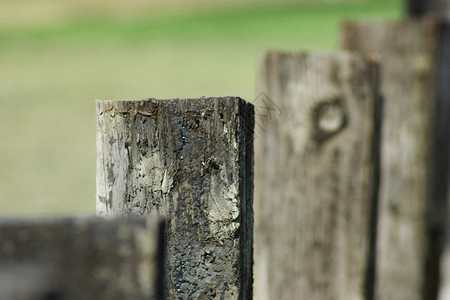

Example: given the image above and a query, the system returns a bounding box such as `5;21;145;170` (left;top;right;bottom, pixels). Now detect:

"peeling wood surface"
254;52;380;300
96;97;254;299
342;19;447;300
0;217;165;300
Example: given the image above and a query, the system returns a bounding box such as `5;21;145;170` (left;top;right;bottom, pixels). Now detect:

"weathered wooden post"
405;3;450;300
96;97;254;299
254;52;381;300
342;18;450;300
0;217;165;300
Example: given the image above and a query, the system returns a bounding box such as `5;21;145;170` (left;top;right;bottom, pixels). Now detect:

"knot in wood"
312;98;347;145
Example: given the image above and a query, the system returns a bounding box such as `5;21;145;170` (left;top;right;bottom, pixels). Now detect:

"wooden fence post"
407;0;450;17
96;97;254;299
0;217;165;300
254;52;381;300
342;18;450;300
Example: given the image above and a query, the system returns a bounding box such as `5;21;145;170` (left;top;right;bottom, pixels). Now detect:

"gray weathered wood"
254;52;381;300
96;97;254;299
342;18;449;300
0;217;165;300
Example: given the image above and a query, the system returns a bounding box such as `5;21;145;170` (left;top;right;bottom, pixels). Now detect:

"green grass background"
0;0;403;215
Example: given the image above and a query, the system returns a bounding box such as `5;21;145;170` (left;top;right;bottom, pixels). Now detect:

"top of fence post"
96;97;254;299
254;51;381;300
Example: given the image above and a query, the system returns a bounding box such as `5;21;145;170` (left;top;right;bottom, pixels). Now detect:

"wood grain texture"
96;97;254;299
254;52;380;300
0;217;165;300
342;18;447;300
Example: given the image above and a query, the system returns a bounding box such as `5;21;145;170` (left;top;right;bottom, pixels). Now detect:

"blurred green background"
0;0;402;216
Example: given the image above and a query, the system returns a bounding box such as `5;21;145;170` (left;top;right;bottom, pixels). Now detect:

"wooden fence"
342;18;450;300
0;217;165;300
254;52;381;300
1;3;450;300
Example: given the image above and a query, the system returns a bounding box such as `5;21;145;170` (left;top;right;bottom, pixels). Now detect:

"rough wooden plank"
0;217;165;300
342;18;449;300
254;52;381;300
96;97;254;299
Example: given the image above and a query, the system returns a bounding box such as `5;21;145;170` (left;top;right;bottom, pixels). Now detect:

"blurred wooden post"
254;52;381;300
407;0;450;17
0;217;165;300
342;18;450;300
96;97;254;299
404;7;450;300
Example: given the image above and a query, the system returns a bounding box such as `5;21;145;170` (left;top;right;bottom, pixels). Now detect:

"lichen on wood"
96;97;254;299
